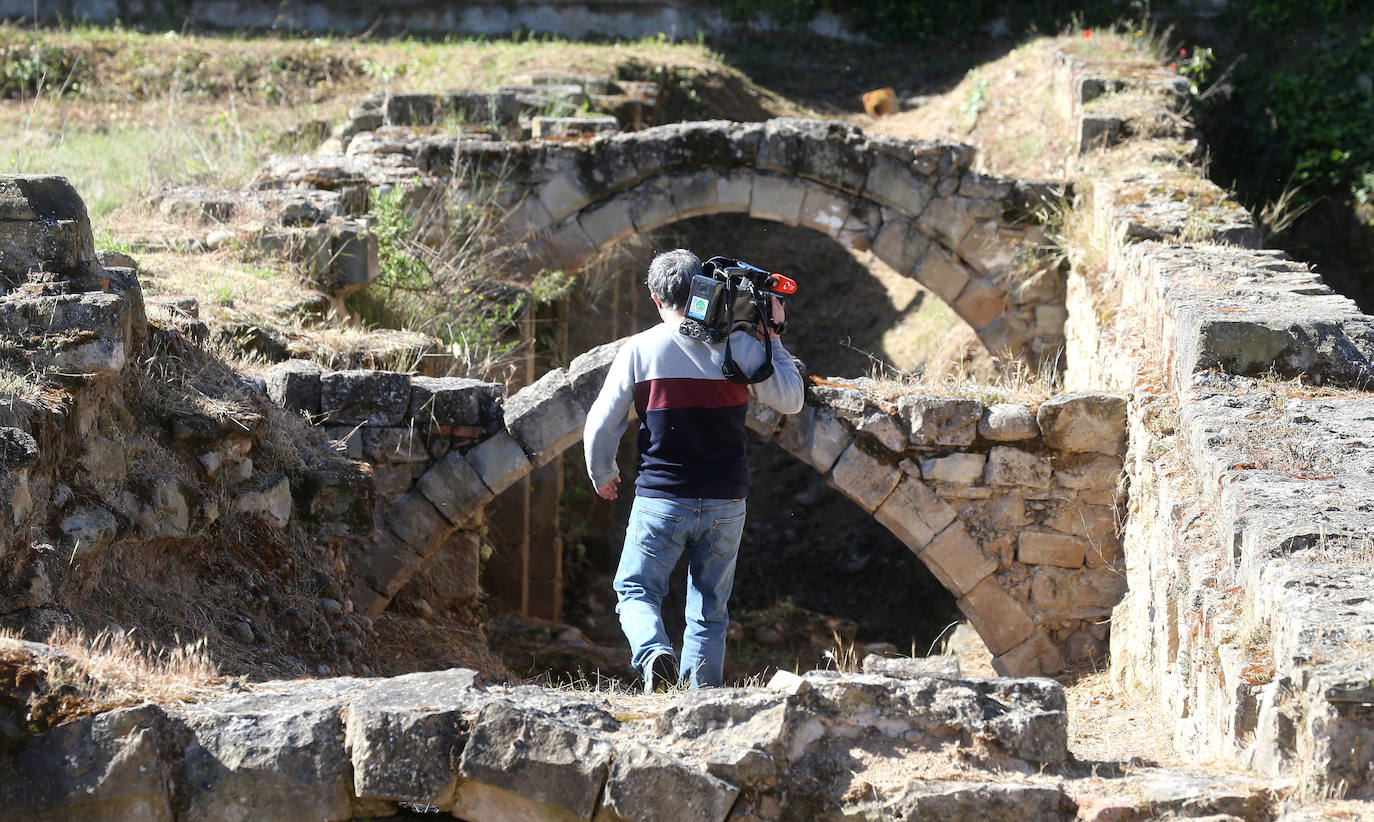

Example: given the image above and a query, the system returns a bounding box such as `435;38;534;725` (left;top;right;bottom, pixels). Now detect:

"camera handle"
721;277;776;385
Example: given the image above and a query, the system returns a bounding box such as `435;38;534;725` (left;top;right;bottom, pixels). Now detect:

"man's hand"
595;476;621;500
765;295;786;337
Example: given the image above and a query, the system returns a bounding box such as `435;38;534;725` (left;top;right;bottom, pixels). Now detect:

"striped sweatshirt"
584;321;805;499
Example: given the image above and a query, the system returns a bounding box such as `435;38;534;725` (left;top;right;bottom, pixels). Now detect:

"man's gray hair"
646;249;701;309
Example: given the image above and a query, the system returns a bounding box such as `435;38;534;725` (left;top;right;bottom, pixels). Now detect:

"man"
584;249;805;692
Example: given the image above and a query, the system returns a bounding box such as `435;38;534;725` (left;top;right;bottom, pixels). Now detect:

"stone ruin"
0;29;1372;822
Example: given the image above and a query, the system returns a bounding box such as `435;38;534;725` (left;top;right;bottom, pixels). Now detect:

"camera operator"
584;249;805;692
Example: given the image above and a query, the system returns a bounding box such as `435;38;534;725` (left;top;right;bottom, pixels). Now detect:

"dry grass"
856;39;1073;182
1063;668;1186;768
1;627;228;709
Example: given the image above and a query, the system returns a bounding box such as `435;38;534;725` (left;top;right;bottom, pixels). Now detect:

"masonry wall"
1055;44;1374;798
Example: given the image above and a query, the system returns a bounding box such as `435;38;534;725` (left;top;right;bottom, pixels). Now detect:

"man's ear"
650;293;663;309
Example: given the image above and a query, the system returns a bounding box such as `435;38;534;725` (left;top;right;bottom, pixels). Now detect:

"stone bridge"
275;344;1127;678
253;118;1067;362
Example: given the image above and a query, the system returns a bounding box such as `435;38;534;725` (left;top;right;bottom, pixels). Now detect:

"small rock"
229;620;254;644
205;229;235;250
754;626;783;645
320;598;343;617
726;621;744;640
767;670;811;695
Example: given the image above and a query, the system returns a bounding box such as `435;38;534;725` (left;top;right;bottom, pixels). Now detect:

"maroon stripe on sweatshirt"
635;377;750;411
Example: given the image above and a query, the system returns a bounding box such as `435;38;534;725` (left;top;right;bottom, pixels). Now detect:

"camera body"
678;257;796;344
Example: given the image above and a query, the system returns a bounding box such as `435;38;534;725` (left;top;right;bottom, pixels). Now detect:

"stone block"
958;576;1034;656
912;243;971;305
628;176;678;232
1043;502;1119;542
1079;114;1123;152
578;196;637;248
984;446;1051;488
797;185;850;237
327;222;379;296
385;491;450;557
504;368;585;466
1052;452;1124;490
668;170;721;220
0;175;97;280
344;669;483;806
749;174;805;225
809;408;849;473
568;339;626;414
978;403;1039;441
417;452;494;524
745;398;783;437
899;395;983;447
829;445;900;511
875;476;957;552
872;217;929;276
176;703;352;822
266;359;324;415
363;427;427;463
531;115;618;139
358;533;425;598
0;704;173;821
715;171;754;212
775;405;814;463
236;474;293;529
535;168;595;222
862;654;961;679
952;277;1009;332
1029;566;1126;619
919;452;986;485
467;430;532;495
956;220;1018;277
321;370;411;427
410;376;502;428
1036;393;1128;455
856;410;907;452
595;743;739;822
863;151;934;214
503;193;555;239
456;700;613;822
991;630;1066;677
921;196;976;248
60;505;118;561
1018;529;1087;568
385;93;436;124
299;466;375;536
545;217;598;263
919;522;996;596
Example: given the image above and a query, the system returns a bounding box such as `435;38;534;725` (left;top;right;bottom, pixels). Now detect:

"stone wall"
1055;43;1374;798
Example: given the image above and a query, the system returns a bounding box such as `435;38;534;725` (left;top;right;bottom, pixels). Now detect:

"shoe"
644;651;678;694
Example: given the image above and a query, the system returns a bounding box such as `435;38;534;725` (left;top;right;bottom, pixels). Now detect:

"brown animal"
862;87;898;116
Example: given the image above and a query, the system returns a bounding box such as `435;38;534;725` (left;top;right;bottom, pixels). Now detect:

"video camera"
679;257;798;344
678;256;798;385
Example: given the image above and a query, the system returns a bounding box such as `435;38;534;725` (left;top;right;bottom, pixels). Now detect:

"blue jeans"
613;495;747;689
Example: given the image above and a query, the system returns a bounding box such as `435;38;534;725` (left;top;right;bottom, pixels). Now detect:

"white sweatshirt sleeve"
583;342;635;488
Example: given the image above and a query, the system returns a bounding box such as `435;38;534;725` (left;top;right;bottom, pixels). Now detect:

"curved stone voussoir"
503;367;586;467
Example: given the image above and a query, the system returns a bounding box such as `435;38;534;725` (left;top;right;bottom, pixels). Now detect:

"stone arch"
350;338;1128;678
433;119;1063;361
